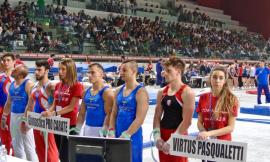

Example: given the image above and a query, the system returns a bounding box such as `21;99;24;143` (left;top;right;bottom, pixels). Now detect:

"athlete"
153;56;195;162
1;64;38;161
76;63;114;136
21;60;59;162
0;53;15;154
109;60;149;162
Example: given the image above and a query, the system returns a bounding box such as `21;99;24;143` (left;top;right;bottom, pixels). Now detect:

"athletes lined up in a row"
0;53;239;162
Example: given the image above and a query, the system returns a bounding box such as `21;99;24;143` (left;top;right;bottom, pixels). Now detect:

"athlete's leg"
23;127;38;161
0;112;12;154
10;113;26;159
257;84;263;104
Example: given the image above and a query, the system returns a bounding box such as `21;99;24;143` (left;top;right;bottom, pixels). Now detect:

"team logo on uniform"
14;90;19;96
35;91;39;98
122;100;127;105
89;97;95;102
167;100;171;106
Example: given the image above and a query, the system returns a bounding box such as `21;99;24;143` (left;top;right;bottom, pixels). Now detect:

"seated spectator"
39;32;50;53
55;32;72;53
24;33;37;52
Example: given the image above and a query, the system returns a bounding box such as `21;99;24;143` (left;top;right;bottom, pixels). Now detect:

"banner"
168;134;247;162
27;112;70;136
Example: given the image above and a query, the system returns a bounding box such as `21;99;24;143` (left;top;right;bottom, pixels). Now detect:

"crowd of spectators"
176;4;224;28
0;0;75;53
0;0;269;60
90;1;225;29
59;12;267;59
0;0;39;51
96;0;125;14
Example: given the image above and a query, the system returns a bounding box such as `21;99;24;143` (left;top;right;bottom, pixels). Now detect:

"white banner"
168;134;247;162
27;112;70;136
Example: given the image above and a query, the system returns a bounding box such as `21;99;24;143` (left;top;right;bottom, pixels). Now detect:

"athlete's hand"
119;131;131;139
153;128;164;150
161;142;170;154
107;129;115;138
74;124;82;135
41;110;55;117
41;111;49;117
99;128;108;137
197;131;210;140
155;138;165;151
0;115;8;130
20;121;30;134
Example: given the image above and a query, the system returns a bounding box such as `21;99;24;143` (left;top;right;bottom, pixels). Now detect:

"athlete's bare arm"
3;95;11;116
177;86;195;134
109;86;121;130
153;89;164;129
102;88;114;129
24;80;34;116
77;91;87;125
125;87;149;136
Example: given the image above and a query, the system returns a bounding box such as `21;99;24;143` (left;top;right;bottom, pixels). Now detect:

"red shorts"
0;109;13;155
159;128;188;162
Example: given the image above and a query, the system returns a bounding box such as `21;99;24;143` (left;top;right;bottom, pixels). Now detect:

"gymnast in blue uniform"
109;60;149;162
77;63;114;137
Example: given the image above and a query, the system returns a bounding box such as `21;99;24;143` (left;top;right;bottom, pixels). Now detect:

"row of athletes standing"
0;53;239;162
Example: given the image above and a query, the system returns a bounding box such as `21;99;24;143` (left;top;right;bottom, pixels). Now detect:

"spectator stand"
0;0;268;60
